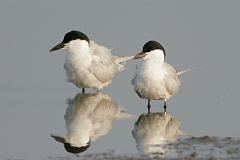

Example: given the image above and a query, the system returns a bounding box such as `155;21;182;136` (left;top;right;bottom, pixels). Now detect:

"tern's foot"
96;89;103;93
82;88;85;94
147;107;151;114
147;100;151;114
163;100;167;113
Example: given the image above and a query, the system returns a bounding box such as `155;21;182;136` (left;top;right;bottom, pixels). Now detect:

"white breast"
137;50;166;79
132;50;175;100
64;40;99;88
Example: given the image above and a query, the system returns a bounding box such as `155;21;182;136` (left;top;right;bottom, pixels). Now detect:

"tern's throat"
65;40;92;67
65;39;90;56
144;50;165;64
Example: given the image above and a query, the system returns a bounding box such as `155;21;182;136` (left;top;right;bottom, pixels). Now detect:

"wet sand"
48;136;240;160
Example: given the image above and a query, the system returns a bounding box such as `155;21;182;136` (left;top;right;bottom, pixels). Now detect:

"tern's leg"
147;100;151;114
164;99;167;115
82;88;85;94
96;90;99;93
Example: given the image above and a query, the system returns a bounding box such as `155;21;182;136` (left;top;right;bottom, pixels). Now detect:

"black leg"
96;89;99;93
82;88;85;94
147;99;151;114
164;100;167;114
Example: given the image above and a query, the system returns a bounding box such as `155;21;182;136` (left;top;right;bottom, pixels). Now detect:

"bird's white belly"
134;76;170;100
64;55;103;89
133;63;171;100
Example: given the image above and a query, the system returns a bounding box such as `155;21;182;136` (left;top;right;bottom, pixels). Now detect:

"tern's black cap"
142;41;166;56
51;134;90;154
64;142;90;154
62;30;90;44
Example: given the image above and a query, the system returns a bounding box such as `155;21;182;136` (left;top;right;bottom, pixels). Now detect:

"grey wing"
131;75;136;86
89;41;119;83
163;63;181;96
131;65;139;85
64;98;77;127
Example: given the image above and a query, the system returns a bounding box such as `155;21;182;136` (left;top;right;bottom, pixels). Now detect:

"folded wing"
89;41;120;83
163;63;180;96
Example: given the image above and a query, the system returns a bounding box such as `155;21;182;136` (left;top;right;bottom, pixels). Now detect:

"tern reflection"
132;112;189;158
51;92;134;154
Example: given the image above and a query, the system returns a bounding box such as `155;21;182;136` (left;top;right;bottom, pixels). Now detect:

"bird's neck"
66;40;90;56
65;40;92;67
67;131;90;147
145;50;165;65
66;119;92;147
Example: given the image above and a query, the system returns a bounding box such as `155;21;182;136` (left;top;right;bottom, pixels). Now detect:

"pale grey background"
0;0;240;159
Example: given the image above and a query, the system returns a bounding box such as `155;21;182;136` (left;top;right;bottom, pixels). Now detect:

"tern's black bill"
51;134;65;143
133;52;147;59
49;42;64;52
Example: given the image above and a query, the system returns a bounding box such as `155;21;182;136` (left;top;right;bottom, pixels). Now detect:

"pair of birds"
50;30;188;113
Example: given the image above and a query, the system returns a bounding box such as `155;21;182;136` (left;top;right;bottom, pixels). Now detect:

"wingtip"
115;55;135;64
177;68;192;76
177;130;195;137
177;64;203;76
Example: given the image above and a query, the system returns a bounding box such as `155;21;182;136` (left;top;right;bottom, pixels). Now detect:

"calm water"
1;84;239;160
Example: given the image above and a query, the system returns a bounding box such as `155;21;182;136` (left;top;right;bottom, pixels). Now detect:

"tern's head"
49;30;90;52
51;134;90;154
134;41;166;61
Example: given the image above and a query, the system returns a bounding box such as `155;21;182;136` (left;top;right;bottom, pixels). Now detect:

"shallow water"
1;90;240;160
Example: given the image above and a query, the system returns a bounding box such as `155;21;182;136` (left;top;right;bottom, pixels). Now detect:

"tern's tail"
177;130;195;137
115;55;134;71
177;68;191;76
115;110;136;119
177;64;202;76
115;56;135;64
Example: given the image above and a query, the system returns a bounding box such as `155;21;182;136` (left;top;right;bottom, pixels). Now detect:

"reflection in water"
132;112;188;158
51;92;134;154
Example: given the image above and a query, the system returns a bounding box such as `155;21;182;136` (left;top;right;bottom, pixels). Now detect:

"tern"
132;112;184;158
50;30;134;93
51;92;133;154
131;41;190;113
